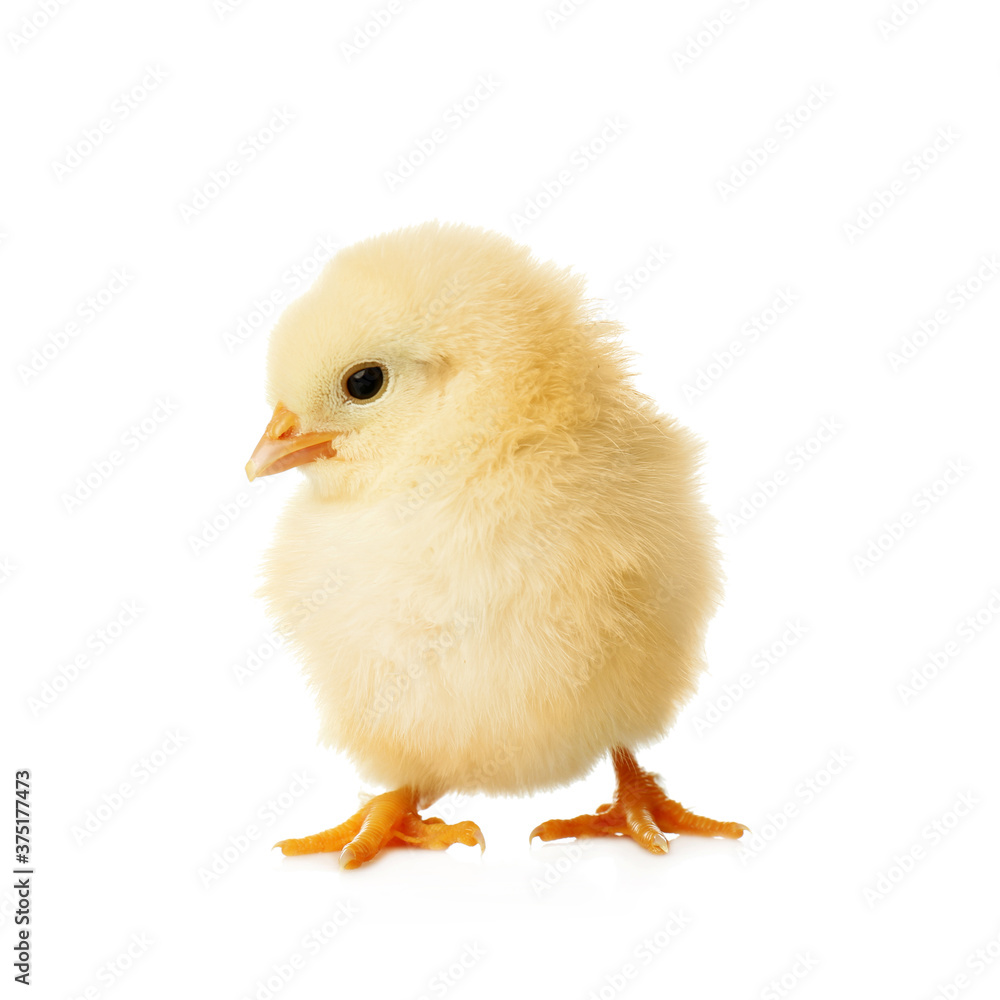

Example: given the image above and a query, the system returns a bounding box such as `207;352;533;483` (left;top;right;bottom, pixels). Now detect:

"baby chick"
246;222;745;869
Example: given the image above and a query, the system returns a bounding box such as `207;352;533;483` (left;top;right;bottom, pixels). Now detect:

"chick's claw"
529;748;746;855
530;806;669;855
392;814;485;852
273;788;484;870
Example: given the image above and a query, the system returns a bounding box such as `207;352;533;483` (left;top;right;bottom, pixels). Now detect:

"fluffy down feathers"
258;222;722;803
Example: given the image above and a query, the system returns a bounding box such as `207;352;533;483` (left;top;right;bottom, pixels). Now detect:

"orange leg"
275;788;484;870
530;748;746;855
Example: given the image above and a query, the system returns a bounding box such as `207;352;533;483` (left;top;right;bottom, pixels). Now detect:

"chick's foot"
274;787;484;870
530;748;746;855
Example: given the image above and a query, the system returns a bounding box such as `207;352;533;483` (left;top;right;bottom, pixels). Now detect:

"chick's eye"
344;365;385;401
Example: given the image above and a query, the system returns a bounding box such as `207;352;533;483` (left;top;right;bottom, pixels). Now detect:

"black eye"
344;365;385;401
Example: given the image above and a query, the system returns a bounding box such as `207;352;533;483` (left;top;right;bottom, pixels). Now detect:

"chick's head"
247;222;615;501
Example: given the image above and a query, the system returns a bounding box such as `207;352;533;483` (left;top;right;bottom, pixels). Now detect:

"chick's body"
264;398;719;801
253;223;740;864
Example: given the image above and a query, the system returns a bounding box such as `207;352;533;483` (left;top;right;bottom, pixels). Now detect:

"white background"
4;0;1000;997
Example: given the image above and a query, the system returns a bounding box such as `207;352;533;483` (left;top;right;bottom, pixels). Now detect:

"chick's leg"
274;787;484;870
530;748;746;855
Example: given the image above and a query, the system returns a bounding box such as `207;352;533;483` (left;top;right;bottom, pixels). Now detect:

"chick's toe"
530;748;747;855
274;787;484;870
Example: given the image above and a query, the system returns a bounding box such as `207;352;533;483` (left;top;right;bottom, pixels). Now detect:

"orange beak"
245;403;341;481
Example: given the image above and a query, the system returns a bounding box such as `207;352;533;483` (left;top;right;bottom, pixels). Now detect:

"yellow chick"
246;222;745;869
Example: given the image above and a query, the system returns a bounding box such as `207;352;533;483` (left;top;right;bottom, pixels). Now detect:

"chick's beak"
245;402;340;481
